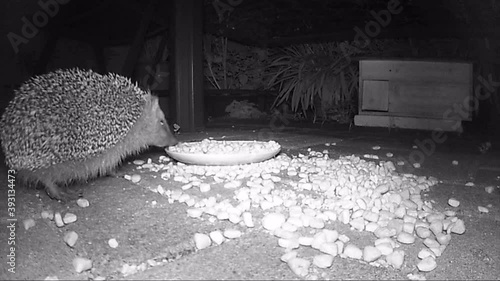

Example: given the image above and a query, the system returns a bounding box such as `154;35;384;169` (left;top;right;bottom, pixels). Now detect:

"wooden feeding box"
354;58;473;132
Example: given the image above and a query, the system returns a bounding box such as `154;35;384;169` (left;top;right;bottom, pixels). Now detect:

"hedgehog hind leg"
18;169;81;201
16;169;61;200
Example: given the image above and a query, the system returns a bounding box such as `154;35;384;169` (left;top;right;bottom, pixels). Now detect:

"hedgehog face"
146;95;178;148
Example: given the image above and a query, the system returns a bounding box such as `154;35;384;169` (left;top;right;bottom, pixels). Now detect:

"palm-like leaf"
267;42;363;119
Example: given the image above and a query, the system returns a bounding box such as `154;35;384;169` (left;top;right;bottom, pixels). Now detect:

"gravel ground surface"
0;123;499;280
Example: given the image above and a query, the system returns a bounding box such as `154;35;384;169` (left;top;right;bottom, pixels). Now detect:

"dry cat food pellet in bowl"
166;139;281;165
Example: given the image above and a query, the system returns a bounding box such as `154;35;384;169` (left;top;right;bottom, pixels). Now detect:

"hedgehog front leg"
42;180;64;200
42;179;80;202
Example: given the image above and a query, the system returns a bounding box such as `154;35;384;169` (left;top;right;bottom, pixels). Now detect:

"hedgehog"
0;68;178;201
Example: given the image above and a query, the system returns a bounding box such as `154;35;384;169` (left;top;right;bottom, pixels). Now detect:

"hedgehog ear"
150;95;160;111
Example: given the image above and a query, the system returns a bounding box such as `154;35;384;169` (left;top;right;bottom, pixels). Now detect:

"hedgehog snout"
165;126;178;146
158;119;178;147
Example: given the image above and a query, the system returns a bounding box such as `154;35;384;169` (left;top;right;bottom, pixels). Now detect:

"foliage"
267;42;363;120
266;40;409;123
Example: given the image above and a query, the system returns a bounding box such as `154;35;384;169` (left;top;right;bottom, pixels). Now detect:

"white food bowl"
165;140;281;166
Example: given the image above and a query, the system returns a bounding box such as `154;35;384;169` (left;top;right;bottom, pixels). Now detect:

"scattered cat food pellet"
418;248;436;259
223;229;242;239
151;147;469;277
444;210;456;217
199;183;211;192
423;238;440;249
375;242;393;255
23;218;35;230
209;231;225;245
372;146;381;150
64;231;78;247
386;152;393;157
73;257;92;273
298;236;314;246
429;221;443;236
397;232;416;244
413;163;421;168
451;160;458;166
287;257;310;277
407;273;427;281
343;244;362;259
108;238;119;248
465;182;475;187
63;213;77;224
319;242;338;256
279;238;300;249
450;219;466;234
313;254;334;268
194;233;211;250
412;145;418;149
436;233;451;245
133;159;145;165
484;186;495;194
41;210;54;220
280;251;298;262
262;213;286;231
187;208;203;218
417;256;437;272
120;263;138;276
448;198;460;207
224;180;242;189
478;206;489;213
386;250;405;269
242;212;254;228
131;174;141;183
363;246;382;262
54;212;64;228
76;198;90;208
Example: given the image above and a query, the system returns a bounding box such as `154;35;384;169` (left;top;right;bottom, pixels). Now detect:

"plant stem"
222;37;228;89
208;61;221;89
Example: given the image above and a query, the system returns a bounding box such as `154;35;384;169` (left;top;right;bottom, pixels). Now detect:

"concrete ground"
0;120;499;280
